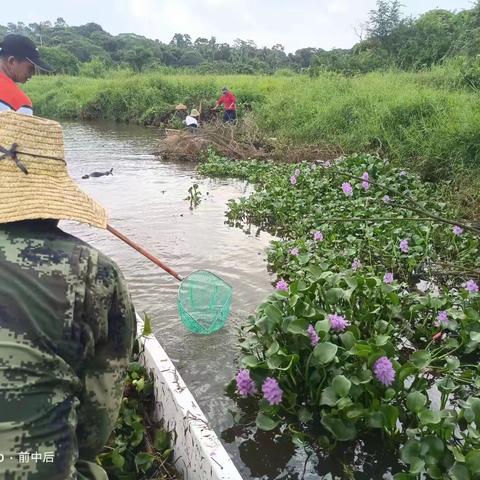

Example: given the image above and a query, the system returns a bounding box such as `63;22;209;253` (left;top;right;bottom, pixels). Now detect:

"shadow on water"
60;120;403;480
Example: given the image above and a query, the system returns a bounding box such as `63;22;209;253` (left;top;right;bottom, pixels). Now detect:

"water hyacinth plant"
275;278;289;291
351;258;362;271
372;356;396;387
307;324;319;346
399;239;409;253
328;313;349;332
384;272;394;284
465;279;479;294
200;151;480;478
235;369;257;397
342;181;353;196
361;171;370;190
262;377;283;406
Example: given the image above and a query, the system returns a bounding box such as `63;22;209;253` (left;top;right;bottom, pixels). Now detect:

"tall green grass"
25;69;480;215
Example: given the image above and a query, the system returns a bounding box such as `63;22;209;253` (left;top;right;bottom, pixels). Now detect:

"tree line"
0;1;478;76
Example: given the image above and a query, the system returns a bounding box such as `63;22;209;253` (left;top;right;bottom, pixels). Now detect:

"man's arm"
76;263;136;460
214;95;225;110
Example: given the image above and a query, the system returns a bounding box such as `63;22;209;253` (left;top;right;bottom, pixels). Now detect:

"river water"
61;121;400;480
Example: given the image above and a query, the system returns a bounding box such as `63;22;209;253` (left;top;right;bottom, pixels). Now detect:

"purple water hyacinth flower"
351;258;362;271
399;171;407;177
262;377;283;405
373;356;396;386
384;272;394;284
323;160;331;168
453;226;463;236
328;313;349;332
307;324;319;347
276;279;289;291
383;195;391;204
465;279;479;294
342;182;353;197
313;231;324;241
290;247;299;256
294;168;301;176
290;175;297;185
400;239;409;253
235;369;257;397
437;311;448;325
361;171;370;190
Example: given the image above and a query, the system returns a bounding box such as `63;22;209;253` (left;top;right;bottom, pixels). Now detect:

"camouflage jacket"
0;220;136;479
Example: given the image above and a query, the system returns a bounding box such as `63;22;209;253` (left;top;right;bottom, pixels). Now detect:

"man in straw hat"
0;34;54;115
0;111;135;479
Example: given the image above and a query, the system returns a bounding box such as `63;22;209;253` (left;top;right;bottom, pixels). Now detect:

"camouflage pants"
0;327;129;479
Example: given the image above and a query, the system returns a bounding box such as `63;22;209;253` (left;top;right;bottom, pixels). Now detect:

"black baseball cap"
0;34;54;72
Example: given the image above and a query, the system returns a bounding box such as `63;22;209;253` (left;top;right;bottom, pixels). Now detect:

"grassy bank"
26;69;480;215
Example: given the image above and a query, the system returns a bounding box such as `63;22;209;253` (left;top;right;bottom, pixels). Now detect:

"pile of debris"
153;112;343;163
154;113;274;162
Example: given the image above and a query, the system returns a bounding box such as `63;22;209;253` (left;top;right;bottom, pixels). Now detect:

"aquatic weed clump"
203;152;480;478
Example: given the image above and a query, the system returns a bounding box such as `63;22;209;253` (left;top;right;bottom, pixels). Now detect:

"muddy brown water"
61;121;401;480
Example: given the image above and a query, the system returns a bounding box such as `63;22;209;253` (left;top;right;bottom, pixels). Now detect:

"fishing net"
177;270;233;334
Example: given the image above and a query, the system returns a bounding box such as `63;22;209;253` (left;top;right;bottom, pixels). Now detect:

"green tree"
393;10;460;67
78;56;108;77
178;50;203;66
367;0;404;41
169;33;192;49
38;46;79;74
121;46;155;72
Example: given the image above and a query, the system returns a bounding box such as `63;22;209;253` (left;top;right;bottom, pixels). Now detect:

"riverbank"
26;68;480;217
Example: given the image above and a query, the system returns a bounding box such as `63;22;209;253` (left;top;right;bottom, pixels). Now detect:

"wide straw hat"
0;111;107;228
190;108;200;117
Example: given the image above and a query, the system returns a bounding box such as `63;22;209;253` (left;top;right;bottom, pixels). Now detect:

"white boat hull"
137;315;243;480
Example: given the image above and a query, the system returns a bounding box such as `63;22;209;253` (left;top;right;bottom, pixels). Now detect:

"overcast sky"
2;0;474;53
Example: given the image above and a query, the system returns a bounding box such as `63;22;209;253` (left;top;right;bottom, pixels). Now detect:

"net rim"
179;269;233;290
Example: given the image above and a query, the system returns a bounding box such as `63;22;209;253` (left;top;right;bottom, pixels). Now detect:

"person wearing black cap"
0;34;54;115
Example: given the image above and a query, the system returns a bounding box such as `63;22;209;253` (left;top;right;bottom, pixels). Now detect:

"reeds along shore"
26;65;480;217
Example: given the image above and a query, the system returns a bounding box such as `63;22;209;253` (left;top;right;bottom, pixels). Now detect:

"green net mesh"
177;270;233;334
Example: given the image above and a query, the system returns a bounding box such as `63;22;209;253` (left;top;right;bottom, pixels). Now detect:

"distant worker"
184;108;200;129
174;102;188;122
0;34;53;115
213;86;237;123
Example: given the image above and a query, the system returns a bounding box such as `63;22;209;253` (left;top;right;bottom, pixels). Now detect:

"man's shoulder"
53;228;122;275
0;224;121;277
0;73;32;111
